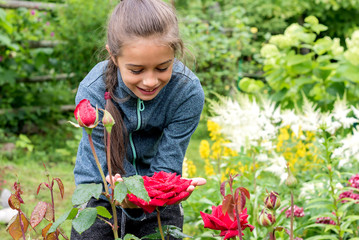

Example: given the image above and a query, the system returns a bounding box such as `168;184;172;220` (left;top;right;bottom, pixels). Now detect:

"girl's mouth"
137;87;159;95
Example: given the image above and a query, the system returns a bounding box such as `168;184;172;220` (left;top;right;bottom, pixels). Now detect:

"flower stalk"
87;134;110;196
156;208;165;240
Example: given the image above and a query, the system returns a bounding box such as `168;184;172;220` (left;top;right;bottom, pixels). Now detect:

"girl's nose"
143;73;159;88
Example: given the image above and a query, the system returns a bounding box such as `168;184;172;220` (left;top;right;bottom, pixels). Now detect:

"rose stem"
234;205;243;240
156;208;165;240
87;134;110;195
106;131;119;239
290;190;294;240
19;212;26;240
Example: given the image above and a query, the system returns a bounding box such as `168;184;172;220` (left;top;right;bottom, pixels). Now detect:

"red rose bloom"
200;206;254;240
127;171;192;213
74;99;98;128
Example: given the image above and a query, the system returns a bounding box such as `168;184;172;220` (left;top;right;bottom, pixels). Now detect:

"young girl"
71;0;205;239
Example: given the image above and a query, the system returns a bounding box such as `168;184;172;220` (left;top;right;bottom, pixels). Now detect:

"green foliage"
55;0;115;79
257;16;359;110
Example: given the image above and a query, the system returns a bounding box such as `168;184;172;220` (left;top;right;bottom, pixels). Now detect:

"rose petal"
77;99;97;127
166;191;190;205
149;198;168;207
200;211;217;229
155;191;176;199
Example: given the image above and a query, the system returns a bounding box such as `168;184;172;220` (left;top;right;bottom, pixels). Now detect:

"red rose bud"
200;206;254;240
264;191;281;210
101;109;115;133
69;99;99;132
127;171;192;213
258;208;276;227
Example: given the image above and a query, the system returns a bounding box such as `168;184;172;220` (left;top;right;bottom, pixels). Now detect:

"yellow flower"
211;141;222;159
205;159;215;176
182;157;189;178
199;140;211;159
187;160;197;178
250;27;258;34
207;120;221;141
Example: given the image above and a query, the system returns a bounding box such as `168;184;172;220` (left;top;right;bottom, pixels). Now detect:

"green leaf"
305;235;338;240
72;208;98;234
49;208;78;233
114;181;128;204
239;77;264;93
141;232;162;240
72;183;102;205
96;206;112;219
123;234;141;240
165;225;192;238
123;175;150;202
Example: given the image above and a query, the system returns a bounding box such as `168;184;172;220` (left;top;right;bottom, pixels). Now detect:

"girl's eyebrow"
125;59;173;67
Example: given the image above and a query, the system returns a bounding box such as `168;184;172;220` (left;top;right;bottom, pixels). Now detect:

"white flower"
335;128;359;168
263;154;288;184
331;97;358;129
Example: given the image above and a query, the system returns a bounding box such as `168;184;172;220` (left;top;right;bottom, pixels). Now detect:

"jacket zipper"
129;98;145;174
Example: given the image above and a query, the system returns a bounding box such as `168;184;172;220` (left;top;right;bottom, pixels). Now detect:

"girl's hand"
106;173;123;186
106;174;140;208
174;177;206;204
186;177;207;193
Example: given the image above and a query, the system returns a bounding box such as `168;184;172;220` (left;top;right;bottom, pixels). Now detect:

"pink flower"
200;206;254;240
349;174;359;189
285;205;304;218
50;32;55;37
30;10;36;15
46;21;50;26
127;171;192;213
315;217;336;225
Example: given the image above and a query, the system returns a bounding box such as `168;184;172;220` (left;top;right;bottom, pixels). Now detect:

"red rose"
73;99;99;128
200;206;254;240
127;171;192;213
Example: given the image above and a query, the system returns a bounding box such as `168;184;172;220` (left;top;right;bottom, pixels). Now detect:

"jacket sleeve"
148;78;205;176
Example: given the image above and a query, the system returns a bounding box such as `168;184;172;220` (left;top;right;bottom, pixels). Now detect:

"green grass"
0;161;75;240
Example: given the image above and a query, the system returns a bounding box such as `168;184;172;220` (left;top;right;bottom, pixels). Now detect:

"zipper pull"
138;99;145;111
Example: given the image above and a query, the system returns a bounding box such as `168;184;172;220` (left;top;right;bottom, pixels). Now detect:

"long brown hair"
104;0;184;175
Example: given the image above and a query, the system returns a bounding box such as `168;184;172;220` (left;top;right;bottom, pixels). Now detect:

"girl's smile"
111;38;175;101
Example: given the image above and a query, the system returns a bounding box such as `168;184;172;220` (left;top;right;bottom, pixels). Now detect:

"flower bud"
258;208;276;227
285;163;298;188
102;109;115;133
264;191;281;210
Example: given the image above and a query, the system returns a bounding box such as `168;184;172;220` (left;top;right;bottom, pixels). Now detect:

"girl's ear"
106;44;118;66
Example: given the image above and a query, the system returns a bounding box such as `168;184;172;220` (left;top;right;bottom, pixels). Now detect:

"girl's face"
112;38;175;101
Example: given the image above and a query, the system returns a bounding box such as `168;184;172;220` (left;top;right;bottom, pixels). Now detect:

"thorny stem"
156;208;165;240
18;212;26;240
234;205;243;240
290;191;294;240
106;132;119;239
87;134;109;195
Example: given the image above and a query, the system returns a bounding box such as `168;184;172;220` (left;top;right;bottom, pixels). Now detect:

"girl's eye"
157;67;168;72
130;69;143;74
